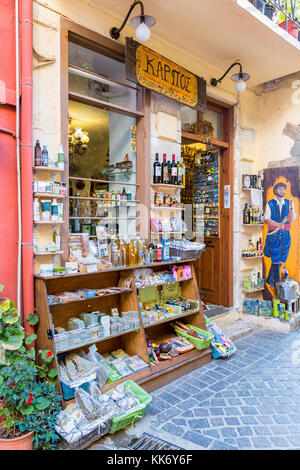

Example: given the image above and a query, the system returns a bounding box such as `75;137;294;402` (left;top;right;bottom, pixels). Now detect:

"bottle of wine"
243;203;250;224
177;158;183;186
181;158;186;186
153;153;161;184
162;153;169;184
170;154;178;185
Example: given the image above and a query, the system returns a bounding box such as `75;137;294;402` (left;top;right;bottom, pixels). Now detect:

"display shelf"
242;224;263;227
34;251;64;256
241;187;263;192
55;327;140;354
151;231;187;234
34;259;209;402
69;216;139;221
69;196;139;204
69;176;139;187
242;288;265;293
33;192;65;199
241;255;263;259
137;277;193;289
35;258;197;280
151;183;185;190
34;166;64;172
149;348;205;373
34;220;64;225
49;288;133;309
151;206;184;211
143;309;200;329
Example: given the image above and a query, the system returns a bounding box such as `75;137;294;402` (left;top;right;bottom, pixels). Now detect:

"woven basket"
174;324;214;351
56;411;113;450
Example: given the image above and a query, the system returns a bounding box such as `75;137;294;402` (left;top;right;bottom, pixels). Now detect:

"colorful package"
243;298;259;315
258;300;272;317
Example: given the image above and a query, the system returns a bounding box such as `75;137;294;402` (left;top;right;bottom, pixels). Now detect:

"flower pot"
253;0;265;13
264;4;275;20
0;431;34;450
279;19;299;39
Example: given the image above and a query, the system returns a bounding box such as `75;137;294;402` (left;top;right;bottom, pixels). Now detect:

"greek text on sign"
135;45;198;107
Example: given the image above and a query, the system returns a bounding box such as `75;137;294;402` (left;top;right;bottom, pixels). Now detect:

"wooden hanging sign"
126;37;206;111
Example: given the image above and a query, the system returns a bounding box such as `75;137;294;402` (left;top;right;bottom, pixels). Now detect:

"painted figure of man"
264;182;296;287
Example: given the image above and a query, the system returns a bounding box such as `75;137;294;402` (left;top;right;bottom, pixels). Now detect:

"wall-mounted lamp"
211;61;250;93
110;1;156;43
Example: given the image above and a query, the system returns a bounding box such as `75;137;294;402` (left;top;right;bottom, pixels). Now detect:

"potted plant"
264;1;276;20
277;0;300;39
0;285;62;450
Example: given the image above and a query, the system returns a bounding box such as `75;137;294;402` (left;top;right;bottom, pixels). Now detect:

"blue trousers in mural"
264;229;291;287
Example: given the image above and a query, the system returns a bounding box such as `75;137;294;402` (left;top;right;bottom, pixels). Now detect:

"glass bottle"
153;153;161;184
162;154;169;184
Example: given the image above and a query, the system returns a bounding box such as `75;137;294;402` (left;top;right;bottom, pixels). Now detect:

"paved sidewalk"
93;327;300;450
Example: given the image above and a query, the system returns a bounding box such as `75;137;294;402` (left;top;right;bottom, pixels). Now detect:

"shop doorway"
180;99;234;308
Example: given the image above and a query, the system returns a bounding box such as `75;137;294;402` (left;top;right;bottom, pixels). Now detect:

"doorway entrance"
180;99;234;309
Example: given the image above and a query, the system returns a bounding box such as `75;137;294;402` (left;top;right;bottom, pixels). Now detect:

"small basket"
174;324;214;351
56;411;113;450
106;380;152;434
169;247;204;260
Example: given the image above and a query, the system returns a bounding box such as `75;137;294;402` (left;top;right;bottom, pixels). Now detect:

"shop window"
180;105;223;140
180;105;198;130
68;43;137;110
202;109;223;140
68;42;138;239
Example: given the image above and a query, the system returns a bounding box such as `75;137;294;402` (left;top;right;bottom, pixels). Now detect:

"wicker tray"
56;411;113;450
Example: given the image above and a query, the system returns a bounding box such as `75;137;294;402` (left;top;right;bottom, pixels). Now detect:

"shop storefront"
30;16;240;401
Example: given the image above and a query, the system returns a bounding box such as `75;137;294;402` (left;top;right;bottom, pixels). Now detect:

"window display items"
193;151;220;237
242;270;265;291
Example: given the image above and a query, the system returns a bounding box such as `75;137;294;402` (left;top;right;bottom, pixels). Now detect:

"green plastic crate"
105;380;152;434
174;324;214;351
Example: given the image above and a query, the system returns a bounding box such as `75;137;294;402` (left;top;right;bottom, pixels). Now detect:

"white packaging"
51;198;59;221
99;315;110;338
65;262;78;274
40;264;54;277
33;198;40;221
58;202;64;221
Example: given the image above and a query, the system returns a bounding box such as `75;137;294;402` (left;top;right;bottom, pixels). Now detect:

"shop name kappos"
136;45;198;107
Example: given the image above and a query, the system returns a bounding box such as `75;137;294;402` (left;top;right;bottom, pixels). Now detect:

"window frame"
60;19;148;258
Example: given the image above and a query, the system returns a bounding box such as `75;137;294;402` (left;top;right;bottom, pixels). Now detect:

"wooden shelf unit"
34;259;210;402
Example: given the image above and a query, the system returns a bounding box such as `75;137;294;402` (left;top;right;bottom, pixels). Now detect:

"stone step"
221;319;262;342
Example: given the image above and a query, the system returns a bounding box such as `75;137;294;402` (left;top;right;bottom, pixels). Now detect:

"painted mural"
263;167;300;300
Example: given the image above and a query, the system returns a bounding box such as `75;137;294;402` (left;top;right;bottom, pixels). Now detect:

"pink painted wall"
0;0;18;302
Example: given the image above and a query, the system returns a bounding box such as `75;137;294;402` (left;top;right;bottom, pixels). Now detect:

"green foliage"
0;288;62;449
26;313;39;326
278;0;300;21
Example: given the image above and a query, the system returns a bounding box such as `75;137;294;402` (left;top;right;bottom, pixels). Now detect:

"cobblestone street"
95;327;300;450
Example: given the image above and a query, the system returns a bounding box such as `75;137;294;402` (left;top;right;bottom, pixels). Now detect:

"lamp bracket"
110;1;145;40
210;61;243;87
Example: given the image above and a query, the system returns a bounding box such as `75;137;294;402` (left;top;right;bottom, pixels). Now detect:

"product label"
172;168;177;176
155;166;161;176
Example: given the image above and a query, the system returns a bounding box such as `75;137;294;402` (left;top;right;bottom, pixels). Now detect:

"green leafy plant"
0;287;61;449
277;0;300;22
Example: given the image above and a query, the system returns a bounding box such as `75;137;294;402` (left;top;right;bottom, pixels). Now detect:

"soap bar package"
243;298;259;315
258;300;272;317
125;355;149;373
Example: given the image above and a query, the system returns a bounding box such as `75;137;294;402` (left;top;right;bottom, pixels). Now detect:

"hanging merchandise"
193;151;220;237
